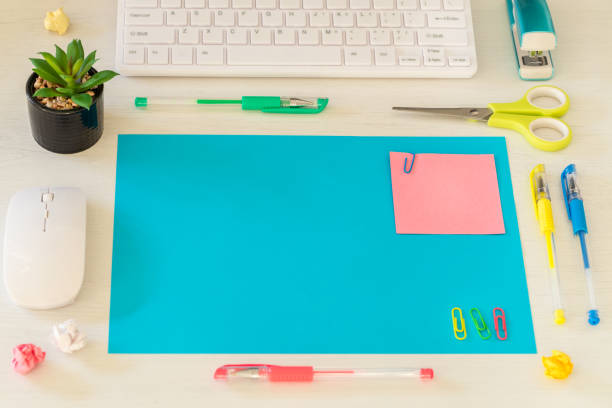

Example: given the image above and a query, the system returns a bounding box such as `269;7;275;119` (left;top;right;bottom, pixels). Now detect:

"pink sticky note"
390;152;505;235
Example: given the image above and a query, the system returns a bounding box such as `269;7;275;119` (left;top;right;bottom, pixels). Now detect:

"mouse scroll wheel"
41;192;55;203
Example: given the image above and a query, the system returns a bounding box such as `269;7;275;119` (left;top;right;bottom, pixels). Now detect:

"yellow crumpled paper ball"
542;350;573;379
44;8;70;35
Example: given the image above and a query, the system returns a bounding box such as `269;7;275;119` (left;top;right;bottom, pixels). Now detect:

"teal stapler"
506;0;556;80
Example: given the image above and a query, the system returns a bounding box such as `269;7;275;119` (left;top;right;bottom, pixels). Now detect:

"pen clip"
560;164;575;220
261;98;329;114
529;165;541;220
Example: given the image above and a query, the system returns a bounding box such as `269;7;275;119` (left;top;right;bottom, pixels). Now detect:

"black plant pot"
26;70;104;154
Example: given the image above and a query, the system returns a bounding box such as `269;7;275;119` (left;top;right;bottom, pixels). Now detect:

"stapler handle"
512;0;556;50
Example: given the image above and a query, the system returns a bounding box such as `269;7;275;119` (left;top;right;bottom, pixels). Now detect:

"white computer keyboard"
116;0;477;77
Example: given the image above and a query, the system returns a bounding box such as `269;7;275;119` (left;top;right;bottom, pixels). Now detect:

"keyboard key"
303;0;323;8
185;0;206;7
370;29;391;44
280;0;301;8
373;0;393;9
420;0;441;10
327;0;348;9
152;50;175;67
423;46;445;65
148;46;169;64
397;0;417;9
332;11;354;27
381;11;402;27
161;0;181;7
298;28;319;44
374;46;395;65
233;0;253;7
322;28;343;44
172;46;194;64
125;27;175;44
214;9;235;26
346;28;367;44
309;11;331;27
443;0;464;10
448;55;470;66
418;29;467;45
227;27;248;44
344;47;372;65
286;11;307;26
124;46;145;64
238;10;259;26
191;10;212;25
256;0;276;7
203;27;225;43
209;0;230;7
393;29;414;45
196;46;225;64
275;28;296;44
179;27;200;43
350;0;370;9
404;11;425;27
262;10;283;26
227;46;342;65
125;9;164;25
427;11;466;28
167;9;188;25
356;11;377;27
251;28;273;44
397;47;420;65
126;0;158;7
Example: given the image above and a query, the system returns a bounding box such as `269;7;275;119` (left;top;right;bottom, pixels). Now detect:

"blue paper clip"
470;308;492;340
403;154;415;174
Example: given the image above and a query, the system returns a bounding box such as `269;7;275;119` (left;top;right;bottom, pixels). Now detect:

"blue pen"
561;164;600;325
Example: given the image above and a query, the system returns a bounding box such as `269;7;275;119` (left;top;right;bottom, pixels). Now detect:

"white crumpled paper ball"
51;319;87;353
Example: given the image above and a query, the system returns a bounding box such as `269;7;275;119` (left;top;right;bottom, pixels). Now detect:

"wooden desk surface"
1;0;611;406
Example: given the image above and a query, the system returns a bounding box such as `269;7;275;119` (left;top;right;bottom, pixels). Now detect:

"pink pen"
214;364;434;382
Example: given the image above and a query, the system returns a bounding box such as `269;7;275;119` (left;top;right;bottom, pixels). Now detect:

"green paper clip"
470;308;492;340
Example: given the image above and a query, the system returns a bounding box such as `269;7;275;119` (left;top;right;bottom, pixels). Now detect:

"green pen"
134;96;328;114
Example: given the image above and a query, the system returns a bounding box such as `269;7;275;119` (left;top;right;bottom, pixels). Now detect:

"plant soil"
32;74;96;111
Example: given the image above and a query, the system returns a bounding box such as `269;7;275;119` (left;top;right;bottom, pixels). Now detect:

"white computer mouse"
3;187;86;309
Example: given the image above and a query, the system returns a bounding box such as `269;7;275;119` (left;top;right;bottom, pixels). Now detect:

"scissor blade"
392;107;492;122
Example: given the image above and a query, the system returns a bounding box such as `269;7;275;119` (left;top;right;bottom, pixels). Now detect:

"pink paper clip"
493;308;507;341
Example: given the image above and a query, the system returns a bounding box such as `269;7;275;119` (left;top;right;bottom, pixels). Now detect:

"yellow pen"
530;164;565;325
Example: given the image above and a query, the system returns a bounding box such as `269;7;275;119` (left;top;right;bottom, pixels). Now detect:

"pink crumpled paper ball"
11;344;46;375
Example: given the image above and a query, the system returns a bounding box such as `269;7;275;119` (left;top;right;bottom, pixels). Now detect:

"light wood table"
1;0;611;406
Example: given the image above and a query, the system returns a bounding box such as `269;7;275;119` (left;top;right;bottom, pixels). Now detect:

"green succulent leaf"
71;58;84;76
76;39;85;61
55;87;77;96
67;40;79;67
59;74;77;88
39;52;65;76
70;93;93;110
77;70;118;92
76;51;97;80
33;88;64;98
30;59;67;86
32;68;66;86
54;45;69;73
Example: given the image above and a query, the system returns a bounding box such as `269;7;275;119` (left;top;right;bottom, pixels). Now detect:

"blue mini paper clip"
403;154;415;174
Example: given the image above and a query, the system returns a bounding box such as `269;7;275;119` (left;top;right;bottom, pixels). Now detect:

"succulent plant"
30;39;118;109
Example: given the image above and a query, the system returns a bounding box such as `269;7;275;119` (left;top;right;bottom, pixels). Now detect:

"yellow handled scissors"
393;85;572;152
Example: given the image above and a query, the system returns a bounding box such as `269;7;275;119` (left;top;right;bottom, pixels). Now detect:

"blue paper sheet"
109;135;536;354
